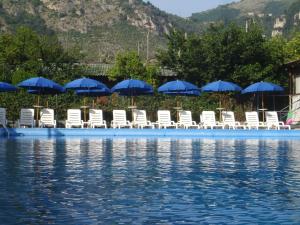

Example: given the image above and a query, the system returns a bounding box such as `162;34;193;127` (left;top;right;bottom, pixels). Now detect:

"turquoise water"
0;138;300;224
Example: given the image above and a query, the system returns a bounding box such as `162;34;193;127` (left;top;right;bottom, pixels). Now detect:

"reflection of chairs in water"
34;139;56;164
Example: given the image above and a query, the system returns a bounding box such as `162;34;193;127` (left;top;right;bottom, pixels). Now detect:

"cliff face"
0;0;174;34
0;0;192;62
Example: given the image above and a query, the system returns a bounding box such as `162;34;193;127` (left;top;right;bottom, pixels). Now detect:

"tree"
157;24;288;87
108;51;160;84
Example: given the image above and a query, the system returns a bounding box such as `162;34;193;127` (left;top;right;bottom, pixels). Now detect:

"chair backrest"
222;111;235;125
0;108;6;126
179;110;193;125
133;109;147;124
40;108;55;125
157;110;171;125
266;111;279;126
245;111;259;125
113;110;127;124
89;109;104;124
201;111;217;125
20;108;34;126
67;109;82;123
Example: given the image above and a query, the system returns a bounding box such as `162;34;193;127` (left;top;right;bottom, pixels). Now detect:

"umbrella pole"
84;97;87;122
36;95;40;127
262;93;265;122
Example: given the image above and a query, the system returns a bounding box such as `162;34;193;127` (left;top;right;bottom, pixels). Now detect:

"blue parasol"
65;78;107;90
112;79;153;106
0;82;17;92
201;80;242;92
158;80;199;94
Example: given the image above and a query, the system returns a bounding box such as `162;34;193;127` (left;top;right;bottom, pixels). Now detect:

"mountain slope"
190;0;298;36
0;0;199;62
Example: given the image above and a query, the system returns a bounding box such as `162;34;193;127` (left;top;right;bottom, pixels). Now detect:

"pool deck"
0;128;300;138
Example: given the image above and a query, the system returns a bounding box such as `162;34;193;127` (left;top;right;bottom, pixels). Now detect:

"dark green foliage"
157;24;287;88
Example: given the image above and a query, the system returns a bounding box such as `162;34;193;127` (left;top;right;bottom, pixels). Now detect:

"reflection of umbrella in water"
65;78;109;121
242;81;284;121
111;79;153;107
18;77;65;125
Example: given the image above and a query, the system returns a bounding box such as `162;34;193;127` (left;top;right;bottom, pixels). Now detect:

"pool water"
0;138;300;224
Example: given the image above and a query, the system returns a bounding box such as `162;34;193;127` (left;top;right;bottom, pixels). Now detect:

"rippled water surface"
0;138;300;224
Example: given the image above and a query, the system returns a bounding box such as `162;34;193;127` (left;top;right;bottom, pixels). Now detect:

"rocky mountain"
0;0;199;62
190;0;300;37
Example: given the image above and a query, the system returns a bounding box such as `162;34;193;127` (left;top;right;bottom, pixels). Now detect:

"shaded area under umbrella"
65;78;109;121
201;80;242;107
201;80;242;120
112;79;153;107
242;81;284;121
75;87;111;108
158;80;200;120
18;77;65;125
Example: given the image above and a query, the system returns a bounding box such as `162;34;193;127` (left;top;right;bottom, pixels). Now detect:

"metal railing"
278;97;300;121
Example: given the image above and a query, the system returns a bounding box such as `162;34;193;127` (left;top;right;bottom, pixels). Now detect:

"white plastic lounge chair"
88;109;107;128
111;110;132;129
0;108;7;127
132;109;154;129
245;111;267;130
17;108;35;128
177;110;199;129
39;108;56;128
65;109;84;128
221;111;245;129
265;111;291;130
156;110;176;129
200;111;224;129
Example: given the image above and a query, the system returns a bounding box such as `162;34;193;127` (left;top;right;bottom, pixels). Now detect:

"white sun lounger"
111;110;132;128
177;110;199;129
39;108;56;128
245;111;267;130
156;110;176;129
200;111;224;129
221;111;245;129
132;109;154;129
88;109;107;128
265;111;291;130
0;108;7;127
17;108;35;128
65;109;83;128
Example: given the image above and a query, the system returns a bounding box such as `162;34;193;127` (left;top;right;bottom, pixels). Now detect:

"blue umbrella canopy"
75;87;111;97
65;78;107;90
158;80;199;94
163;90;201;96
201;80;242;92
0;82;17;92
111;79;153;96
18;77;65;93
242;81;284;94
27;87;65;95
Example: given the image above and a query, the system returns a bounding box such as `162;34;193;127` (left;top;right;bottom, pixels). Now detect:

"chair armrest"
192;121;197;125
103;120;107;125
170;121;176;125
278;121;285;126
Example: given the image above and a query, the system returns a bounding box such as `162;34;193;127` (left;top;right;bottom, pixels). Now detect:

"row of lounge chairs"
0;107;290;130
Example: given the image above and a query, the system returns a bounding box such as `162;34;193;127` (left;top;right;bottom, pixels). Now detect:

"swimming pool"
0;137;300;224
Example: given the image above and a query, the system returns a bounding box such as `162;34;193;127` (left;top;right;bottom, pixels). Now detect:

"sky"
143;0;237;17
